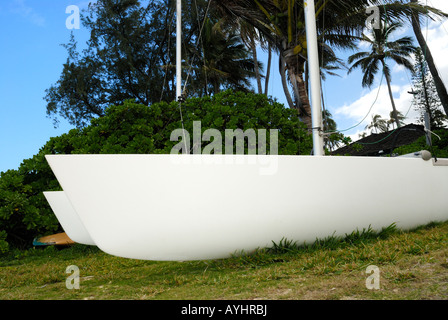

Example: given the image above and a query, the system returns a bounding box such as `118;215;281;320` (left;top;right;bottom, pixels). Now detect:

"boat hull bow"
43;191;96;246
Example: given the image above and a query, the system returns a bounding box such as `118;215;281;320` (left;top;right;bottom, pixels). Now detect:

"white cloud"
10;0;45;27
425;26;448;83
418;0;448;84
392;63;407;74
428;0;448;15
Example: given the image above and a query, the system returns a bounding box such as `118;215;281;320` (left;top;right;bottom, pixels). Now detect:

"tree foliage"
43;0;447;129
214;0;446;129
45;0;173;127
44;0;259;128
182;17;258;97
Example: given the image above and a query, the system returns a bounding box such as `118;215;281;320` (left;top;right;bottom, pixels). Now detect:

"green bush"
393;128;448;158
0;154;62;251
0;230;8;254
0;91;312;253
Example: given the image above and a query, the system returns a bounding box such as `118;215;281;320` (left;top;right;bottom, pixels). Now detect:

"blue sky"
1;0;447;173
0;0;91;173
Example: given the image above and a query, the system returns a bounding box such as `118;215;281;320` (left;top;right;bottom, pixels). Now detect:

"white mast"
176;0;182;101
304;0;325;156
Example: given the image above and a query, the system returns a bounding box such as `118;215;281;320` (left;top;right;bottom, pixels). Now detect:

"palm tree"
226;18;273;96
322;109;344;151
186;18;258;95
213;0;445;130
206;7;274;97
387;110;406;129
347;21;416;128
366;114;388;134
359;132;368;139
237;20;264;94
263;42;273;96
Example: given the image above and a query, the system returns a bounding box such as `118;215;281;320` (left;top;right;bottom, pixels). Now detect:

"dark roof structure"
332;123;427;157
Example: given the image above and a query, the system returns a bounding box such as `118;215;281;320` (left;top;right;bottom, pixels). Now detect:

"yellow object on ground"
33;232;75;246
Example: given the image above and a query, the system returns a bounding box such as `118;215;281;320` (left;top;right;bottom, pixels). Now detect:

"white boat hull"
43;191;95;246
45;154;448;261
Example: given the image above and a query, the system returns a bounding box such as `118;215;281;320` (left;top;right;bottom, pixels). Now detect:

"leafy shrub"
0;91;312;253
393;128;448;158
0;230;8;254
0;155;61;251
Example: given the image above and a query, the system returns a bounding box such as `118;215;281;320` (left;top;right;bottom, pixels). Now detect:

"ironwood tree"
44;0;258;128
411;47;448;128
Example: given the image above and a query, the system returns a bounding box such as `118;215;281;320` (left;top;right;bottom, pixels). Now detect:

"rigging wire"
322;3;390;136
182;0;213;96
356;98;415;146
159;7;176;103
322;73;385;136
177;0;213;154
194;0;209;95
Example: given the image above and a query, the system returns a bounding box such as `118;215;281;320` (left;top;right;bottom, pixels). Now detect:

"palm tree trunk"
410;0;448;116
264;43;272;96
279;52;313;131
289;70;313;130
297;75;312;129
289;67;302;107
282;46;313;129
279;54;295;110
382;60;402;128
250;36;263;94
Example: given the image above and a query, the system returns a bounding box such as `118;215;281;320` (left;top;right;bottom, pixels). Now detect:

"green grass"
1;221;448;300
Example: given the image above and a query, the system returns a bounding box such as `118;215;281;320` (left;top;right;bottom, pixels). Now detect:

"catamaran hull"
43;191;96;246
45;154;448;261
